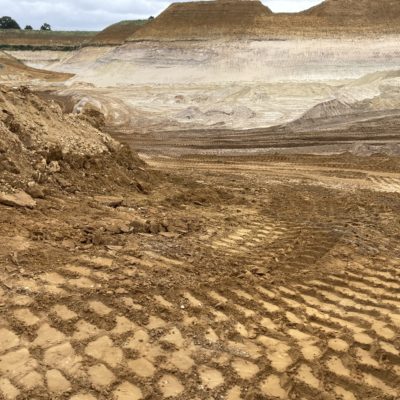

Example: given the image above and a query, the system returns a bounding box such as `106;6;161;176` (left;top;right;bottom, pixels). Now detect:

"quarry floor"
1;153;399;400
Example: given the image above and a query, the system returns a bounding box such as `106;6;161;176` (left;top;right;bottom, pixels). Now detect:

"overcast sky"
0;0;324;31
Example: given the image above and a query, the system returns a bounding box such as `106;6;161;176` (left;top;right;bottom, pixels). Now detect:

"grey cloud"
0;0;323;30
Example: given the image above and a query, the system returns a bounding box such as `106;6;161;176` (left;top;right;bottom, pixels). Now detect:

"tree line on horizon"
0;16;51;31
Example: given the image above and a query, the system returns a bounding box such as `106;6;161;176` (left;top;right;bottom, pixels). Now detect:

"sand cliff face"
0;51;72;82
66;38;400;86
30;32;396;133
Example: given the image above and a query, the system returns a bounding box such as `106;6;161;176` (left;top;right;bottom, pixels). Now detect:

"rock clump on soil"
0;190;36;208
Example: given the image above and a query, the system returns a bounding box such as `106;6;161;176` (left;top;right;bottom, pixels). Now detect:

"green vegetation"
0;29;98;50
0;18;148;50
0;29;97;36
112;20;148;27
0;16;20;30
0;28;99;39
40;23;52;31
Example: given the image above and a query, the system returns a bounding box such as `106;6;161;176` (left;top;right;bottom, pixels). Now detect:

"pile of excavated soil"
88;20;147;46
129;0;400;40
303;0;400;21
130;0;272;40
0;51;72;82
0;85;149;205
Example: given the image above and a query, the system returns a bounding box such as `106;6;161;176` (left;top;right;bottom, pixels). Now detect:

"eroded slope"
0;51;72;82
88;20;148;46
130;0;272;41
303;0;400;21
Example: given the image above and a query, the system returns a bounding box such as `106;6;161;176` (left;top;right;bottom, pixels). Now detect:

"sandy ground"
1;153;399;399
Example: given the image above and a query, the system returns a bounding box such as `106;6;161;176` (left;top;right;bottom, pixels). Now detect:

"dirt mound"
0;85;148;198
88;20;148;46
297;99;354;120
129;0;272;40
127;0;400;41
0;51;72;82
303;0;400;21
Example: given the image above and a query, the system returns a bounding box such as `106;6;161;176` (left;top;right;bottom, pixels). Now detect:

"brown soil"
111;112;400;157
302;0;400;21
88;21;148;46
0;85;399;399
1;153;400;400
130;0;273;40
0;85;148;196
130;0;400;40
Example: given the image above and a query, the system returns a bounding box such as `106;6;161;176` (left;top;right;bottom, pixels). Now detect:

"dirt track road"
0;155;399;399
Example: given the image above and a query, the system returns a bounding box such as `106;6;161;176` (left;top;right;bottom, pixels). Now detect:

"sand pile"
88;20;147;46
0;85;146;201
299;99;354;120
129;0;272;40
285;68;400;135
303;0;400;21
128;0;400;41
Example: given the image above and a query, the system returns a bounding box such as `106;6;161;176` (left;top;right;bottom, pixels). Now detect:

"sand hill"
129;0;272;40
303;0;400;21
88;20;147;46
128;0;400;40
